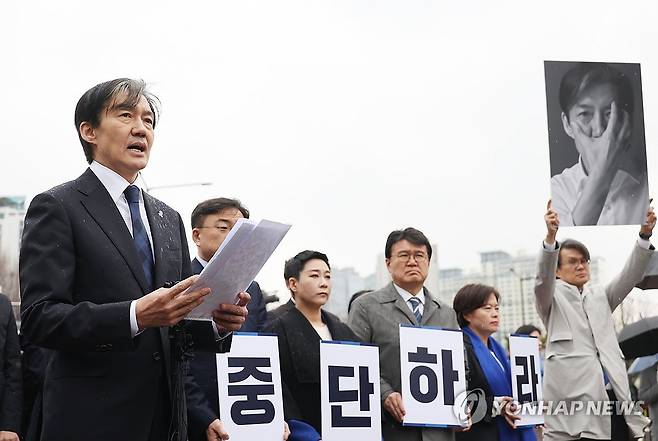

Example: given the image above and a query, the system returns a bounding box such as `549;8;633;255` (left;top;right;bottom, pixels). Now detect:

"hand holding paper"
136;275;210;329
211;291;250;332
185;218;291;320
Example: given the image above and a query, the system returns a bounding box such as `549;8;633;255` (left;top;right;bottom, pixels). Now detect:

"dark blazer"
19;336;50;441
185;257;268;441
266;299;295;324
265;307;358;434
0;293;21;434
456;333;498;441
19;169;230;441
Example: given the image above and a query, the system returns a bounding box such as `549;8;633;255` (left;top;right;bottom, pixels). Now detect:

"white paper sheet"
185;218;291;319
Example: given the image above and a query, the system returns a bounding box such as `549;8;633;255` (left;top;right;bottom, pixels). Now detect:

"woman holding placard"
453;284;536;441
265;250;358;441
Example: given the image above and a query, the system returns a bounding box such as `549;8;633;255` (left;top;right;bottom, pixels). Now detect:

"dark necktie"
408;296;422;324
123;185;154;291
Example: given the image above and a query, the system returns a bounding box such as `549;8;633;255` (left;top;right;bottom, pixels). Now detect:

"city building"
324;266;369;320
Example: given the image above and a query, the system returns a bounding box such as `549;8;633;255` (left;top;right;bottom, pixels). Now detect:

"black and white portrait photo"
544;60;650;226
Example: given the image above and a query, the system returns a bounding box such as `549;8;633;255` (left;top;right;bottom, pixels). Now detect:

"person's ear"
385;258;392;274
288;278;298;296
192;228;201;247
561;112;575;140
79;121;97;145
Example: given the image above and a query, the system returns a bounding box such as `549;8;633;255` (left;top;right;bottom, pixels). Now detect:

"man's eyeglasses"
394;252;428;263
562;258;590;268
197;225;230;231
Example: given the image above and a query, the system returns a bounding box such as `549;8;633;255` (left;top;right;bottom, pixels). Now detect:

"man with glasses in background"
185;197;271;441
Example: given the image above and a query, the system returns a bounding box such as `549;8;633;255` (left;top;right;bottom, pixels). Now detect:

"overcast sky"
2;0;658;302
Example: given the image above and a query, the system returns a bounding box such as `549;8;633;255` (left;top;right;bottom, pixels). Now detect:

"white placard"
216;334;286;440
399;325;466;428
320;341;382;441
509;334;544;426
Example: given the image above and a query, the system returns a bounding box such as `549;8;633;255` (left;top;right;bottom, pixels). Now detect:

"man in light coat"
348;227;460;441
535;200;656;440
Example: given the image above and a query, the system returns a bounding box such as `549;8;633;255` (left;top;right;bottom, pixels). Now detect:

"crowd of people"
0;78;655;441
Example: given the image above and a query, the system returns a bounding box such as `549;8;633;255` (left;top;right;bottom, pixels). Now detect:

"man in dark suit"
185;197;269;441
19;78;249;441
0;293;21;441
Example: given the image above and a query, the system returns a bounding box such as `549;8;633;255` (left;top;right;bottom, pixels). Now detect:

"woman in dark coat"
265;250;358;441
453;284;536;441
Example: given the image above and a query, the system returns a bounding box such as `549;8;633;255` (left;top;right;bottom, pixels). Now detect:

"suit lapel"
143;192;176;289
191;258;203;275
381;283;417;325
325;312;357;341
421;288;439;326
142;192;181;391
323;311;346;340
76;169;150;295
286;308;321;383
394;296;417;325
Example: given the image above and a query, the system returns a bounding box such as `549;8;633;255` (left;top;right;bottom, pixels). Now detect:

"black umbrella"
618;316;658;359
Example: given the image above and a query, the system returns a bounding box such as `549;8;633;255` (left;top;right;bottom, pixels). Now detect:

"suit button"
152;351;161;361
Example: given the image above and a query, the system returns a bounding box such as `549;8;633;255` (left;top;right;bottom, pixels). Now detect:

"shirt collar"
576;155;641;186
577;156;587;177
196;255;209;268
393;283;425;305
89;161;143;203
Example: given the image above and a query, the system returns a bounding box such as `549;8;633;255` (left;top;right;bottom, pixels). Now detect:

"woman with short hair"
453;283;536;441
265;250;358;441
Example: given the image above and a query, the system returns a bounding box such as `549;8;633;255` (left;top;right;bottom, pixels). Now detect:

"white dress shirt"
196;255;209;267
551;156;649;226
89;161;152;337
393;283;425;317
313;323;333;340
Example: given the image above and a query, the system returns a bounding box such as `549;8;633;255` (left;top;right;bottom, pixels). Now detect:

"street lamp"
141;180;213;193
509;268;534;325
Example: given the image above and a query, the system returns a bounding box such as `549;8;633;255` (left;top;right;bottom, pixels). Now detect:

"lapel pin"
158;210;163;218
